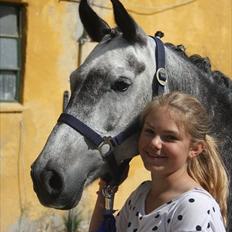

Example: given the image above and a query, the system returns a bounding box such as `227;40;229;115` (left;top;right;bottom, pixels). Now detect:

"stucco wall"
0;0;231;231
1;0;79;231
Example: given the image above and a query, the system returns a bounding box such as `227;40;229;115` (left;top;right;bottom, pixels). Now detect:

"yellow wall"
0;0;231;231
0;0;79;231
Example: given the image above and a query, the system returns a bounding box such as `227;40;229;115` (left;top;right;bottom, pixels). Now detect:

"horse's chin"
49;195;81;210
38;182;84;210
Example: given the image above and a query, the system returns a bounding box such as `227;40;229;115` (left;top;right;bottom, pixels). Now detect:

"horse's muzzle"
31;161;65;207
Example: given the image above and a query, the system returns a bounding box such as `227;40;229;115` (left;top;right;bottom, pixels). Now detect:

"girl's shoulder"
136;180;151;192
125;180;151;203
171;187;221;215
168;188;225;231
133;180;151;196
175;187;219;209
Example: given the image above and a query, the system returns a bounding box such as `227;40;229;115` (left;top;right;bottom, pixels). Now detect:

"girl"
90;92;229;232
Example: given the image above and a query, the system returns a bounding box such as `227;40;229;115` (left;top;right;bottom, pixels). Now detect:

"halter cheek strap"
150;32;168;95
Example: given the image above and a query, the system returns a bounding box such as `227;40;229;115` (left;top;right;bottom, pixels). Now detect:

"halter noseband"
57;33;167;185
58;113;139;156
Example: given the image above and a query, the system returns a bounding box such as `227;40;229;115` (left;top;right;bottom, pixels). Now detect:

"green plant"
63;209;83;232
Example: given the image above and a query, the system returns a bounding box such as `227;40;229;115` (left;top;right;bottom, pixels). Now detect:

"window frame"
0;2;26;103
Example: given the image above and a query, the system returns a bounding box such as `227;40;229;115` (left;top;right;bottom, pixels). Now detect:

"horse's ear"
111;0;146;45
79;0;111;42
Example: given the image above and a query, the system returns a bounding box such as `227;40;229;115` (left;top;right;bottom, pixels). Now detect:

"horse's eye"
111;79;132;92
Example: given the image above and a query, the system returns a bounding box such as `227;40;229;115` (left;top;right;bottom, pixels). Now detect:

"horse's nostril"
42;170;64;197
49;171;63;191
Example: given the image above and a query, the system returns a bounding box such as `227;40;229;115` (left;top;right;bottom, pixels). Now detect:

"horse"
31;0;232;230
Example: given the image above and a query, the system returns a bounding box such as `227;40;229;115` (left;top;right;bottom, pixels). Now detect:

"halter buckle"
156;68;167;86
98;136;114;158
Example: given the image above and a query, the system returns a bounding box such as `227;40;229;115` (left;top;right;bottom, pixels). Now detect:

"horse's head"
31;0;157;209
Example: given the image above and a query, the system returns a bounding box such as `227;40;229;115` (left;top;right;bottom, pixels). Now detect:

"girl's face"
139;107;195;177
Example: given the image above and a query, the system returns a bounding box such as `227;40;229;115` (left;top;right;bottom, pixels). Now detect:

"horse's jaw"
114;132;140;162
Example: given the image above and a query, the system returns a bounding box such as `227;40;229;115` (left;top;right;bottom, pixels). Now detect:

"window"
0;3;24;102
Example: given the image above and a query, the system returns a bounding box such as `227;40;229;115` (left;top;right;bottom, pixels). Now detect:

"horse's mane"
165;42;232;91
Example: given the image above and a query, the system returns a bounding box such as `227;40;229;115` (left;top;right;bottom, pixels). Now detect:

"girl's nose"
150;136;162;150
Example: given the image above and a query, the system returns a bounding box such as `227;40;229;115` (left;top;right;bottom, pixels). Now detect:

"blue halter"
150;31;167;95
57;33;167;184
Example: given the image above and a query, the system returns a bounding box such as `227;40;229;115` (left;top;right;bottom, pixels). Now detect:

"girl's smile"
144;154;168;167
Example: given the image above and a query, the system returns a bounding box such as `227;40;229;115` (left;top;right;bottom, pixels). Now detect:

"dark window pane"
0;5;18;36
0;38;18;69
0;71;17;101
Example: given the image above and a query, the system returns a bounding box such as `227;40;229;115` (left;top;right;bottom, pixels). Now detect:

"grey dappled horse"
31;0;232;230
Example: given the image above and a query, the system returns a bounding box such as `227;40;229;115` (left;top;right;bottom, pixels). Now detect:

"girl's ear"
189;142;204;158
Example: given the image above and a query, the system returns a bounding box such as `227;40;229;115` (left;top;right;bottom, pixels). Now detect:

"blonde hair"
140;92;229;225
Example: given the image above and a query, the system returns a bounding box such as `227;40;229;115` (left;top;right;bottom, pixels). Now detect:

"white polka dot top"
115;181;226;232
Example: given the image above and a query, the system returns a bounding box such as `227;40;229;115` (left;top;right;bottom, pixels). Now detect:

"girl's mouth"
146;152;168;159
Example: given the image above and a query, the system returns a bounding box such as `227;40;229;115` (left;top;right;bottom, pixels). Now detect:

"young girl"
90;92;229;232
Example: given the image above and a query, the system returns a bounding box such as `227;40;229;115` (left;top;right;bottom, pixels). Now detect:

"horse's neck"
165;47;232;137
165;48;203;94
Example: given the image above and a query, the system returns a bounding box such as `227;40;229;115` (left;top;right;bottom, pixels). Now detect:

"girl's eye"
162;135;178;142
144;128;155;135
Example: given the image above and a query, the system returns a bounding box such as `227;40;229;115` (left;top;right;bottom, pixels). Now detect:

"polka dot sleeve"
169;190;226;232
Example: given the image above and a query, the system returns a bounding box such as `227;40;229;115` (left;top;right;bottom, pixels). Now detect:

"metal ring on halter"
156;68;167;86
97;136;114;158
